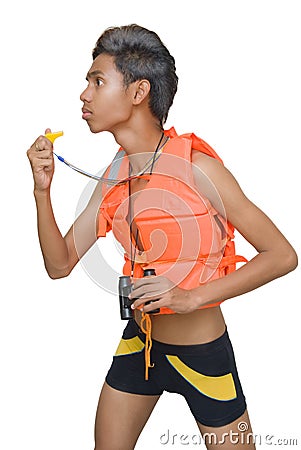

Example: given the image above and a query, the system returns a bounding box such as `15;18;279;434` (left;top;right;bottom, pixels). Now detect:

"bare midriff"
134;306;226;345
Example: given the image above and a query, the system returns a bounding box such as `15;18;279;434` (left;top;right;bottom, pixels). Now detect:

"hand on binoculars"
129;276;199;314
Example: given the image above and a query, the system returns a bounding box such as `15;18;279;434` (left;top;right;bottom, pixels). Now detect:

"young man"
27;25;297;450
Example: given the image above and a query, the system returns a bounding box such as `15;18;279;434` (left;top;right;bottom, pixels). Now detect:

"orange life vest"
97;127;247;378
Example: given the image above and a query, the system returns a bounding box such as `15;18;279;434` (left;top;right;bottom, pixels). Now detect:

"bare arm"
27;129;102;279
190;150;298;306
131;150;298;313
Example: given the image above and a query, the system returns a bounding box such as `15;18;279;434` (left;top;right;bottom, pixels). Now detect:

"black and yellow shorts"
105;319;247;427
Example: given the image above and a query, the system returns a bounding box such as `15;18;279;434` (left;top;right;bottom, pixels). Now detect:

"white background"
1;0;300;449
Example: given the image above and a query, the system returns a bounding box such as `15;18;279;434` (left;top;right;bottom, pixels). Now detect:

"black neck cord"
149;132;165;175
128;177;139;277
128;132;165;276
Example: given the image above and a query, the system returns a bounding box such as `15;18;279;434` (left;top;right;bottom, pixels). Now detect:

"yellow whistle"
45;131;64;143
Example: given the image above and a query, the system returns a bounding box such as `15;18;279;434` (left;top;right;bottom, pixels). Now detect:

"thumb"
44;128;52;135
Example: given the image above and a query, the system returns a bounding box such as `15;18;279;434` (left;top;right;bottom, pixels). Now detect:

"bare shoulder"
191;148;222;168
191;149;297;258
192;149;236;184
191;148;247;212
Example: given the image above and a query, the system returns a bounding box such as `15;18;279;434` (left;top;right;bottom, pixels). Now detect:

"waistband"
131;319;229;356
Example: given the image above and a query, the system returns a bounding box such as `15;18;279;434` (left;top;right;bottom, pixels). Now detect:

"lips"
82;107;92;120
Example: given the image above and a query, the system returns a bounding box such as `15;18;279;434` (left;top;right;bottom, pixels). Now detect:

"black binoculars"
119;268;160;320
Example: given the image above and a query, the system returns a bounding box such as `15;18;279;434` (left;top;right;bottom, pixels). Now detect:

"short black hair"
92;24;178;126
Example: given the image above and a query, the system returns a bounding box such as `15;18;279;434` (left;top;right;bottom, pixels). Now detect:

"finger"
44;128;52;135
132;283;173;299
35;149;53;159
142;300;162;313
129;286;159;300
131;292;162;307
132;275;167;290
34;159;53;170
34;136;53;152
132;277;158;290
132;297;163;312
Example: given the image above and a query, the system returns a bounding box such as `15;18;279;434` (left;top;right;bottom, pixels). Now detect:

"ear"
132;80;151;105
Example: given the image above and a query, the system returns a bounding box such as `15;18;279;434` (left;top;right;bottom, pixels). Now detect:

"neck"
111;120;165;174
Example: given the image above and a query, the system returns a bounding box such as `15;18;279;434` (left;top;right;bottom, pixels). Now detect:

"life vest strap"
219;254;248;269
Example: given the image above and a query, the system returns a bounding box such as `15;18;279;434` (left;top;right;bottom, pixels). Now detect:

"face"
80;54;135;134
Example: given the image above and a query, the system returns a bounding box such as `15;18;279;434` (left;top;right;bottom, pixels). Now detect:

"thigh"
94;381;161;450
167;328;247;428
197;409;256;449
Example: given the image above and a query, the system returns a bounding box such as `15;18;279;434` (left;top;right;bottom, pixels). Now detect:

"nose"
80;84;92;103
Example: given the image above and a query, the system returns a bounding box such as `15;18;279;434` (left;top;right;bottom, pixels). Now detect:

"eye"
96;78;104;87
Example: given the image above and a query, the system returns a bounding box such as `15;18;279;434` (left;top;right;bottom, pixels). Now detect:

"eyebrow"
86;70;105;80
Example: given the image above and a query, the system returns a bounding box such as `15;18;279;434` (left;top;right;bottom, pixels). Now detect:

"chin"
87;123;102;134
87;121;110;134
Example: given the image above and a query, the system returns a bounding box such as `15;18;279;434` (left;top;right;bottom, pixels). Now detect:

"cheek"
111;87;131;108
102;90;132;120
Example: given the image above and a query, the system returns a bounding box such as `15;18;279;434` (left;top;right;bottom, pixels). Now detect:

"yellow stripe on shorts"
115;336;145;356
166;355;237;401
